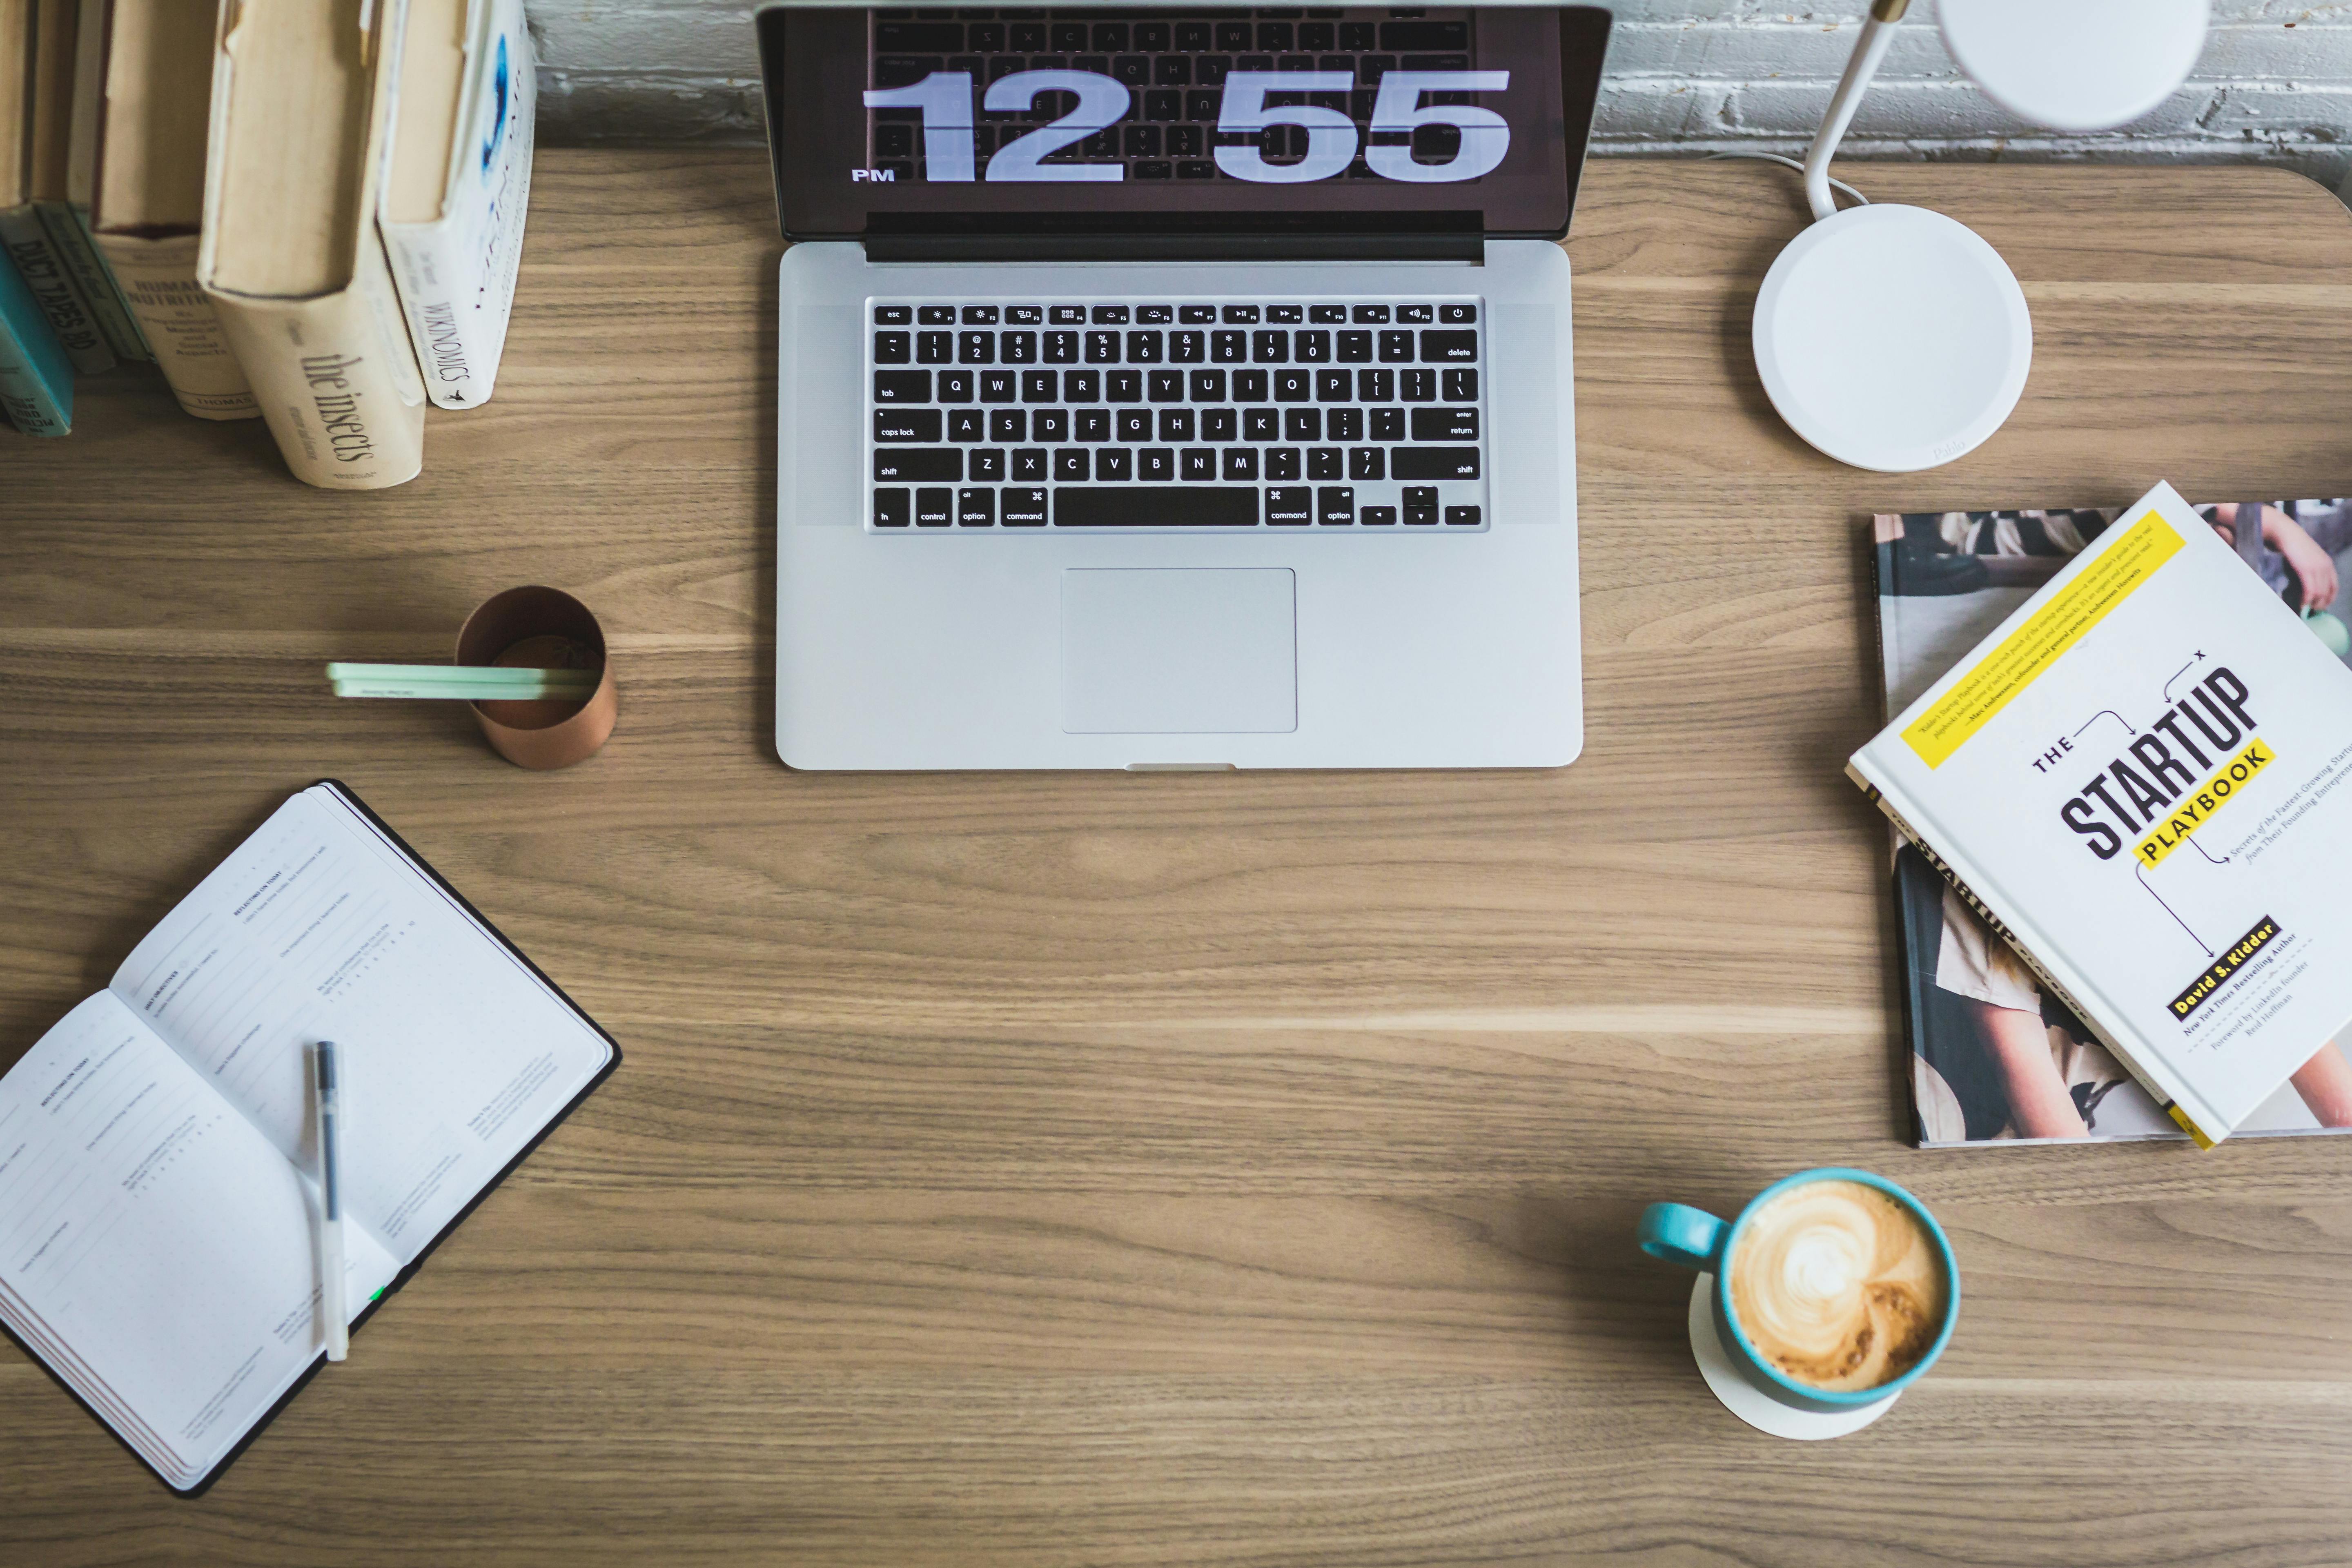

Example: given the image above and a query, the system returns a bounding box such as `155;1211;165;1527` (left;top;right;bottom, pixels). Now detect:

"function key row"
870;20;1470;56
872;366;1480;405
874;303;1474;327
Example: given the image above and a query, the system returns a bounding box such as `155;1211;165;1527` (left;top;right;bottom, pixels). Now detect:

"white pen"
314;1041;349;1362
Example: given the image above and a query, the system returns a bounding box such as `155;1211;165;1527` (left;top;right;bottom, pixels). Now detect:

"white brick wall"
530;2;2352;194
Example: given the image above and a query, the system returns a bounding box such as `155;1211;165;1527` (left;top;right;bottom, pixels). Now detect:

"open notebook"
0;782;617;1493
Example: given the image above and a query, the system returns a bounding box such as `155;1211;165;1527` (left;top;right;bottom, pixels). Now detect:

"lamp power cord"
1704;150;1871;211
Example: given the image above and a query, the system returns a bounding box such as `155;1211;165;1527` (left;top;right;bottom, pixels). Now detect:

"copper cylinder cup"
454;586;617;770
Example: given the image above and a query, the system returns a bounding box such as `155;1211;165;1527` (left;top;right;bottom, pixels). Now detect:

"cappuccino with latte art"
1727;1178;1945;1392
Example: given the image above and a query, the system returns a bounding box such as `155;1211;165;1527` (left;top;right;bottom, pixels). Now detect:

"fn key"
873;487;910;527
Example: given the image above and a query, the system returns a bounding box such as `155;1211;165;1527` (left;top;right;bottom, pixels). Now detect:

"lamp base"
1753;203;2032;473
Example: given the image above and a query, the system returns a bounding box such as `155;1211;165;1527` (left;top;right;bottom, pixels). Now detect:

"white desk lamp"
1752;0;2210;472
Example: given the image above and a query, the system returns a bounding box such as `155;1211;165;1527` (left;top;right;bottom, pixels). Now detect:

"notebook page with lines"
110;784;613;1256
0;996;404;1491
0;783;616;1492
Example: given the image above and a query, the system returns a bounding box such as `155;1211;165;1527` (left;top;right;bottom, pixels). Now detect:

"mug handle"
1638;1203;1729;1273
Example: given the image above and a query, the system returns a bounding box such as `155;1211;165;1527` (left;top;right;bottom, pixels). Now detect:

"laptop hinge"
860;233;1486;265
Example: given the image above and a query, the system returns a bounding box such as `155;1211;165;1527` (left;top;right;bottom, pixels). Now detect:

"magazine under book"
1873;495;2352;1146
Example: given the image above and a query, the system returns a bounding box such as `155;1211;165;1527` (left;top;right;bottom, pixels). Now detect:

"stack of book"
0;0;533;487
1854;481;2352;1149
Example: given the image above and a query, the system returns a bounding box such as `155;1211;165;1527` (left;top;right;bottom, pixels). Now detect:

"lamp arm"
1803;0;1909;223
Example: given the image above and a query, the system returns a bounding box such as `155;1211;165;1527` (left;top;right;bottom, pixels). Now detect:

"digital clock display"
761;6;1612;239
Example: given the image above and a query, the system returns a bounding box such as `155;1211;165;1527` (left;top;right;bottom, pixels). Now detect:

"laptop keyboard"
869;297;1490;530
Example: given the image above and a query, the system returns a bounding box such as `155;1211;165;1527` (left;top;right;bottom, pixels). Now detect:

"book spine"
34;198;149;361
0;205;116;372
0;351;71;434
0;247;74;435
1869;533;1898;724
92;232;260;421
382;11;533;410
1850;767;2221;1148
382;221;486;409
205;235;425;489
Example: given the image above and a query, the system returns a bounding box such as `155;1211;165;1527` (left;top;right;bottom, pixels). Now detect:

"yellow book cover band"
1903;510;2184;769
2167;1104;2219;1150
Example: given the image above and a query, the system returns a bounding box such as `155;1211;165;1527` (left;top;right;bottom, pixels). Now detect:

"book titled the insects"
1851;482;2352;1147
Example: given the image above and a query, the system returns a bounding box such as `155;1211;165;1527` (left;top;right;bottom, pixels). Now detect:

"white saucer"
1687;1274;1898;1440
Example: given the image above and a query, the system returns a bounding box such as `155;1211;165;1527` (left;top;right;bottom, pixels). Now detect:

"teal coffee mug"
1639;1167;1960;1414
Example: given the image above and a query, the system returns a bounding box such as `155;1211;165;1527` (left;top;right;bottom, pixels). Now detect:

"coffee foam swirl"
1727;1179;1945;1393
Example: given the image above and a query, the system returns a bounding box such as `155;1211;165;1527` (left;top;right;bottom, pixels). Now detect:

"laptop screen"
757;5;1613;242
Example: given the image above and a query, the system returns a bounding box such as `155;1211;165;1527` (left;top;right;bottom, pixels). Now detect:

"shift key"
873;448;962;482
874;408;942;442
1390;446;1480;480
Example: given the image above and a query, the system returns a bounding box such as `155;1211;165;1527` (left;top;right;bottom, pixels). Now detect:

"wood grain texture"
5;153;2352;1566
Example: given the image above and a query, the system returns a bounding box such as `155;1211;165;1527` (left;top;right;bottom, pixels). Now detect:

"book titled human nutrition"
382;0;534;409
1850;481;2352;1148
198;0;427;488
89;0;259;420
0;783;618;1492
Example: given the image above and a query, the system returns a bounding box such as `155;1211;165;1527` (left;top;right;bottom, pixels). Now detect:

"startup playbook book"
1852;482;2352;1148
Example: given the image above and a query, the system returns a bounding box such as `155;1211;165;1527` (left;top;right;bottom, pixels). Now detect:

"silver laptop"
755;3;1612;769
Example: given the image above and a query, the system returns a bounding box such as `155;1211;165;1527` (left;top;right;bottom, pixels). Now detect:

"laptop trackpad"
1060;568;1297;734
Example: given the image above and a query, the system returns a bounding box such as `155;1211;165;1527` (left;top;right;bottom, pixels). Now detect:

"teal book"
0;242;73;434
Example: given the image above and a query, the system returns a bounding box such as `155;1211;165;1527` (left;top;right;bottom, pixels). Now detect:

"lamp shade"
1940;0;2211;133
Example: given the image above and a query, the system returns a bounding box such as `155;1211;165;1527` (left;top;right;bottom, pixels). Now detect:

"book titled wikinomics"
0;783;617;1493
1850;482;2352;1148
382;0;535;409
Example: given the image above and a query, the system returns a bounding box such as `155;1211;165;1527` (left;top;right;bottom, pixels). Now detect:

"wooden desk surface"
6;152;2352;1567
